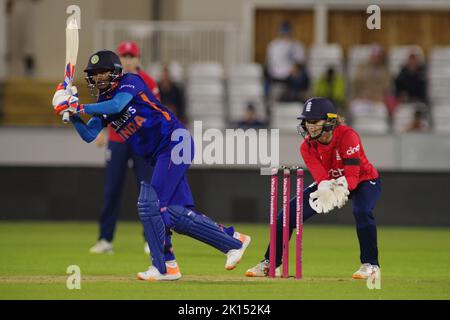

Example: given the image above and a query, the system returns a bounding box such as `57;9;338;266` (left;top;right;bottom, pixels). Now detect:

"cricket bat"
62;13;80;123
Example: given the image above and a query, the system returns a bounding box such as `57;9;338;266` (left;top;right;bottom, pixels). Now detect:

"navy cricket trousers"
99;141;153;242
264;177;382;266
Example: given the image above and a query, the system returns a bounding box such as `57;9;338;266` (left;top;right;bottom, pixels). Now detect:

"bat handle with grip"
62;111;70;123
62;82;73;124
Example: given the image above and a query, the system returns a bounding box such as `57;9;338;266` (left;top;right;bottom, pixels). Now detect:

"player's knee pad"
137;181;160;219
167;205;241;253
137;181;166;274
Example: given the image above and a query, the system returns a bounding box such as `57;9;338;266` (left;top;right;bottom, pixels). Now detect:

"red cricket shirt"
300;125;379;191
108;70;160;142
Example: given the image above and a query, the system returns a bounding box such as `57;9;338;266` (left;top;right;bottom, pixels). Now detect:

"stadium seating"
348;45;374;78
147;61;184;84
228;63;265;123
429;47;450;133
1;43;450;136
308;44;344;81
271;102;302;133
187;62;226;129
1;79;93;126
351;104;390;134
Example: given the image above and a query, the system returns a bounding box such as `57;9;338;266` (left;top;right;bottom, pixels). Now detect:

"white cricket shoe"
137;260;181;281
245;259;281;277
352;263;380;279
144;243;150;254
225;232;251;270
89;239;113;254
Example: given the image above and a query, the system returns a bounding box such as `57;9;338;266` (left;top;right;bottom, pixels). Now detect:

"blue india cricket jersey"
99;73;185;163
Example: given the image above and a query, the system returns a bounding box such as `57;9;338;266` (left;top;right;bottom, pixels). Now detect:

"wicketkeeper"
246;97;381;279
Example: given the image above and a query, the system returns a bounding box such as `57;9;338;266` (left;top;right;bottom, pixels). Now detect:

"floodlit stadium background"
0;0;449;225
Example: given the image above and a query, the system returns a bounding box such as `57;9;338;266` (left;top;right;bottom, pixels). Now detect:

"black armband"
343;158;360;166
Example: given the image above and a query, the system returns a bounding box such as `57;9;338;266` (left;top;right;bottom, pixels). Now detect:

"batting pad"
167;205;242;253
137;181;166;274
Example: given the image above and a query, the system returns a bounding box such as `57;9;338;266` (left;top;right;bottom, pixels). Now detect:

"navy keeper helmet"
297;97;338;140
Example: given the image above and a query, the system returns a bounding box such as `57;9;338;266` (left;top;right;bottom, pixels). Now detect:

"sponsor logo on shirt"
110;106;147;140
346;144;360;156
119;84;136;90
328;168;344;178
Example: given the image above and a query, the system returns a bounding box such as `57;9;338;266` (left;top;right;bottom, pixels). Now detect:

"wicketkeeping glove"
332;176;350;208
309;180;338;214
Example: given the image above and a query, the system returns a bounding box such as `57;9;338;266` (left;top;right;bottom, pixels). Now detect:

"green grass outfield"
0;222;449;300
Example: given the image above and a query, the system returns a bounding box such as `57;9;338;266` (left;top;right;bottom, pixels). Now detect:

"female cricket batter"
89;41;158;255
246;97;381;279
52;50;250;281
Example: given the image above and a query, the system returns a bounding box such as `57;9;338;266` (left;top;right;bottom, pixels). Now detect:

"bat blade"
62;18;79;123
64;18;79;89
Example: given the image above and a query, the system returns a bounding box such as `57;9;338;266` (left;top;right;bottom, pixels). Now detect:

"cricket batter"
90;41;159;255
246;97;381;279
52;50;251;281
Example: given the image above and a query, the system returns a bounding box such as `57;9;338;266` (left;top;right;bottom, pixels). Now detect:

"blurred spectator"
158;65;186;124
350;45;392;119
313;66;346;111
403;109;428;133
265;21;305;99
118;41;160;98
236;103;265;129
395;51;428;105
6;0;39;77
279;63;310;103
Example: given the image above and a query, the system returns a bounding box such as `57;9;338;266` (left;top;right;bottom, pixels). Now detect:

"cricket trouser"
264;178;382;267
146;139;241;264
150;151;195;262
99;141;153;242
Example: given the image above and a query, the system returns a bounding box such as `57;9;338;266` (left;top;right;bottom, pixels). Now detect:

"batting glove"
53;85;84;116
54;96;84;116
332;176;350;209
52;82;69;107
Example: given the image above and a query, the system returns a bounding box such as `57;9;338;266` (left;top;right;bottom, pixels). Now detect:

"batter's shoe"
225;232;251;270
137;260;181;281
89;239;113;254
352;263;380;279
245;259;281;277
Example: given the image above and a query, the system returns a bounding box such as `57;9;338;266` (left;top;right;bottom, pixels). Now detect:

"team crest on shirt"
335;149;341;161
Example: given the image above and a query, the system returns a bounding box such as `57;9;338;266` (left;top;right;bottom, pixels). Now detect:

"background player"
89;41;160;255
52;50;250;281
246;97;381;279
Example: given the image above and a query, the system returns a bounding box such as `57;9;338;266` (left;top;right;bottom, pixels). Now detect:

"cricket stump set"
269;166;304;279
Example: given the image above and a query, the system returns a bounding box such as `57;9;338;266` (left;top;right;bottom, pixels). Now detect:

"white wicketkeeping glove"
309;180;338;214
333;176;350;209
